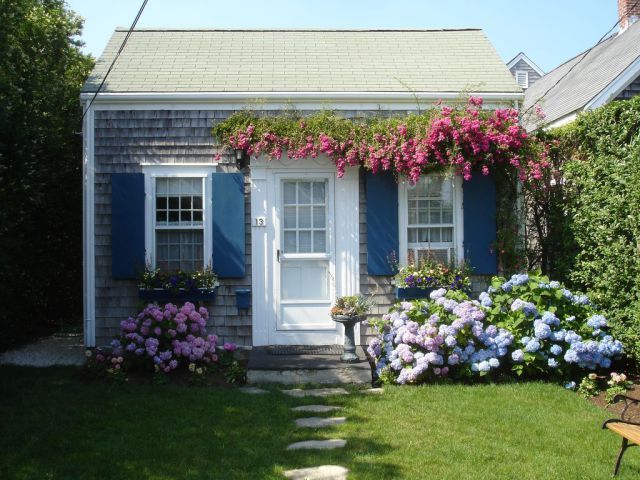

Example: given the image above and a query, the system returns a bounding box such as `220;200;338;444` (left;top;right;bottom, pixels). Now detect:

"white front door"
272;174;340;344
250;155;360;347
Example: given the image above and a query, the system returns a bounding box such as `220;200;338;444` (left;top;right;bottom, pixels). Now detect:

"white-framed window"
515;70;529;89
399;174;464;266
142;165;216;272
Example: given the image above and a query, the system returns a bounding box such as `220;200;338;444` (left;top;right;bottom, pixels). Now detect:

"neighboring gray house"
507;52;544;90
81;28;522;349
524;0;640;129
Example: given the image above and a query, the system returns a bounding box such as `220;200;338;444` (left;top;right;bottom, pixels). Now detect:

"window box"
138;287;217;303
395;286;437;300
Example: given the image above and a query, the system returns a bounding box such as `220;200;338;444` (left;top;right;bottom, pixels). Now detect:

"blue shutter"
463;173;497;275
366;171;399;276
111;173;145;279
212;172;245;278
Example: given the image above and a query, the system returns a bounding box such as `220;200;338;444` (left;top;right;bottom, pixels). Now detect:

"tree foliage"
0;0;93;349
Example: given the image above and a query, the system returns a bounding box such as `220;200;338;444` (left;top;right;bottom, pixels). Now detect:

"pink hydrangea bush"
110;302;229;374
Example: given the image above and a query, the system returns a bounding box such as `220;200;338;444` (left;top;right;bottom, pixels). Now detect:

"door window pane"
281;180;328;253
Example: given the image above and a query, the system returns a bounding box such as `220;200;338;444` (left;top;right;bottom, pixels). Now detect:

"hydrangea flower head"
511;349;524;362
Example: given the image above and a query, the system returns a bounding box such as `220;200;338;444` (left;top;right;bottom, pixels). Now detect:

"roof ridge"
113;27;483;33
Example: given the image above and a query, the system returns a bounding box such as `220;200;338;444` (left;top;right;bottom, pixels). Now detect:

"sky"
66;0;619;73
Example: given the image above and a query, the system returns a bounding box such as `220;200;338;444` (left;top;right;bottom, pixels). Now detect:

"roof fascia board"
506;53;545;76
585;55;640;110
80;91;523;105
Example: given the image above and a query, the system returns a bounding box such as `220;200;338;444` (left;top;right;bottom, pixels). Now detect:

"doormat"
267;345;343;356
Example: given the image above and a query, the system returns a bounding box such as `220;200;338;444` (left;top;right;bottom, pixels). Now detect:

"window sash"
153;176;206;272
403;174;458;265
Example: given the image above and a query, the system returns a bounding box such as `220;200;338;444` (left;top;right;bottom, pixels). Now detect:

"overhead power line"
81;0;150;120
522;0;640;118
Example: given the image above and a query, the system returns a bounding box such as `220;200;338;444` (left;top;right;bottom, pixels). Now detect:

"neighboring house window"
143;166;214;272
399;174;463;266
515;70;529;89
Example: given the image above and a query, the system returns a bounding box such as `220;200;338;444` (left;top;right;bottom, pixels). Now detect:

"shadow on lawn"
0;368;404;479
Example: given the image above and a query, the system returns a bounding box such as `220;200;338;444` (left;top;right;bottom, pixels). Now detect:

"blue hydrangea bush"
368;273;623;385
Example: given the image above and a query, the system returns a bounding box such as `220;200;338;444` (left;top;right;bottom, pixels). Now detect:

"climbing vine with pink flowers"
212;97;552;273
212;97;550;185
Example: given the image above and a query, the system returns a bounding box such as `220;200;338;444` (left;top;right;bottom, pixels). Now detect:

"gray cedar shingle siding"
94;109;252;347
94;108;489;347
616;75;640;100
509;59;542;88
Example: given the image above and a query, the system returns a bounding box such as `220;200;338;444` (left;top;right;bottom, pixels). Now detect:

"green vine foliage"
213;105;538;274
212;109;440;151
557;96;640;364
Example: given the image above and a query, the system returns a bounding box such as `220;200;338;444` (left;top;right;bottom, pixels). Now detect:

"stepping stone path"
239;386;269;395
295;416;346;428
286;439;347;451
283;465;349;480
292;405;343;413
283;387;379;477
363;388;384;395
282;387;349;398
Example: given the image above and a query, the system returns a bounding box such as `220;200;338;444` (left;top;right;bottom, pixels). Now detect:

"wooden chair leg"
613;438;629;476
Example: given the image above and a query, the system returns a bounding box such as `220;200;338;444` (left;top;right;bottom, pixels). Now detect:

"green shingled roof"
83;29;521;94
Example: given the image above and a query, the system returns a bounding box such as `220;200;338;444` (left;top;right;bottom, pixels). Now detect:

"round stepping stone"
362;387;384;394
292;405;343;413
283;465;349;480
286;439;347;450
282;388;349;398
239;387;269;395
295;416;346;428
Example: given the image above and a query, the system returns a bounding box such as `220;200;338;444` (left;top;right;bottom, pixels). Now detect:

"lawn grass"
1;366;639;479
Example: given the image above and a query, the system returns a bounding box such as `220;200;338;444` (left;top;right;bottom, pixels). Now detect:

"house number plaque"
254;216;266;227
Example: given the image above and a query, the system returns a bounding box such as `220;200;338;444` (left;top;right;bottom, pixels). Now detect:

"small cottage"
82;28;523;349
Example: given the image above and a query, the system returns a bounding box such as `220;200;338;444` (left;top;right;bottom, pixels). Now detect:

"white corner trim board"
83;101;96;347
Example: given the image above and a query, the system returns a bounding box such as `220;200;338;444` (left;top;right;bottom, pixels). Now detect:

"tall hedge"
560;96;640;363
0;1;93;349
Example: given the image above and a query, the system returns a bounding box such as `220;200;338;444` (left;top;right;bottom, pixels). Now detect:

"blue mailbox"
235;288;251;311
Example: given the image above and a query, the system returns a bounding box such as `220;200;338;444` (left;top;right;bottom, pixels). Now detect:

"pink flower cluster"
113;302;232;373
225;98;550;184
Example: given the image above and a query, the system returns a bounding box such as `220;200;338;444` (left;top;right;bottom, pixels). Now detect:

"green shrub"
558;96;640;365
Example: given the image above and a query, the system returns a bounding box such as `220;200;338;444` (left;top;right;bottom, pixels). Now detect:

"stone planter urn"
331;314;366;363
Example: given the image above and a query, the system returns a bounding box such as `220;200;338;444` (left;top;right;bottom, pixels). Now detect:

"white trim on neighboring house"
585;55;640;110
546;111;579;130
507;52;545;76
398;174;464;266
141;164;218;271
83;101;96;347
